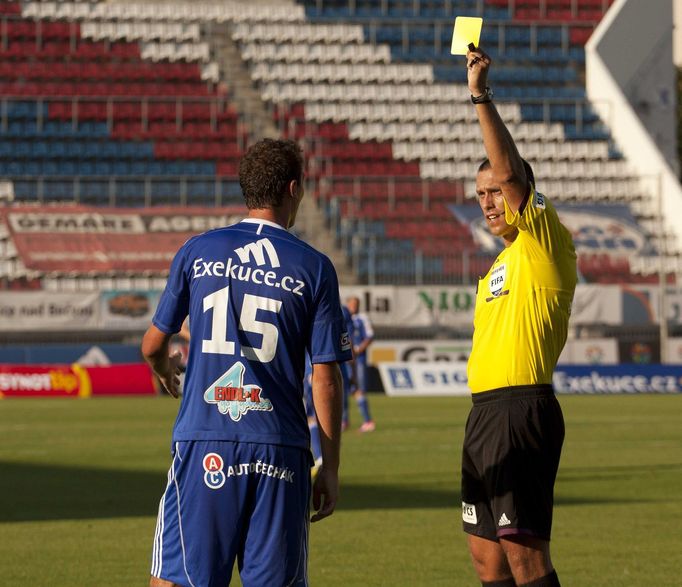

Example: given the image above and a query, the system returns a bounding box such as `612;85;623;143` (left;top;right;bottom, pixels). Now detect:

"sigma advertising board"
379;362;470;397
380;363;682;397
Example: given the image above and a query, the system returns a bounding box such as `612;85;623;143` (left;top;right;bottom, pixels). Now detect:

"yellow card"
450;16;483;55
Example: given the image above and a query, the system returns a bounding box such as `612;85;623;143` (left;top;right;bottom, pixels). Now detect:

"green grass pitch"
0;394;681;586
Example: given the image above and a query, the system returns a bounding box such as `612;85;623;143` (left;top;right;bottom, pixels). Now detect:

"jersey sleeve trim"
152;289;187;334
310;350;353;364
152;317;181;335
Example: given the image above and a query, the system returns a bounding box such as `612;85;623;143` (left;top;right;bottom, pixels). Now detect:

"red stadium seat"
546;9;573;19
0;1;22;15
216;162;239;176
515;9;542;19
41;22;77;40
570;27;595;44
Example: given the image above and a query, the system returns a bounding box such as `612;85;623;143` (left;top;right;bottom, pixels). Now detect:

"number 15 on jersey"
201;286;282;363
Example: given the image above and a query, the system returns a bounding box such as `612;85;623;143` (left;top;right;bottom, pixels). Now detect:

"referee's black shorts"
461;384;564;542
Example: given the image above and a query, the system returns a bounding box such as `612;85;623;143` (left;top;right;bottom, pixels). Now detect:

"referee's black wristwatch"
471;87;493;104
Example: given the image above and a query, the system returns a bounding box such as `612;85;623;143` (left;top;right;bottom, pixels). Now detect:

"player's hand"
466;45;491;97
311;466;339;523
158;351;184;398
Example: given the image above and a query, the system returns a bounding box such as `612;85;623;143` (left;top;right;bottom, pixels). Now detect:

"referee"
460;46;577;587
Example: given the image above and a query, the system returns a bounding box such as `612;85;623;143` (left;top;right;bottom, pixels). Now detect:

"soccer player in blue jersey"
303;354;323;470
142;138;351;587
340;303;354;430
346;296;376;432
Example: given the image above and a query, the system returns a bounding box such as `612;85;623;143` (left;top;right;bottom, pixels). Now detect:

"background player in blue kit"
142;138;351;587
303;354;323;471
346;296;376;432
340;303;353;430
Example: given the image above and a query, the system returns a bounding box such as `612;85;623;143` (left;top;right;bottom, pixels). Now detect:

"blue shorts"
340;361;352;395
151;440;312;586
351;358;368;392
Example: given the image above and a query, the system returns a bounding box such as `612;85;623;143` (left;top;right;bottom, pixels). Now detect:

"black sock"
482;579;516;587
519;570;560;587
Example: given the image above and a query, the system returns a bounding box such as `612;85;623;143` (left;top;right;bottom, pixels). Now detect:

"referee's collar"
240;218;288;231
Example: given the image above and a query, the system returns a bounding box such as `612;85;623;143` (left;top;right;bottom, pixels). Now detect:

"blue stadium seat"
188;180;214;198
152;180;180;198
13;180;36;199
221;180;242;197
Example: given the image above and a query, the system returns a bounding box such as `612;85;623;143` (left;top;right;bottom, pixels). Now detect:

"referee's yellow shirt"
467;188;577;393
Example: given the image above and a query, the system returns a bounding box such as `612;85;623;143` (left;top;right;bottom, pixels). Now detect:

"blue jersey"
342;305;353;340
153;218;352;450
350;312;374;362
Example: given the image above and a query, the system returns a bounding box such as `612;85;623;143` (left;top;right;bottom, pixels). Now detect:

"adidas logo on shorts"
498;513;511;527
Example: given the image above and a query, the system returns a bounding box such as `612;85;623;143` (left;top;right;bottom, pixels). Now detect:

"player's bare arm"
141;325;183;398
310;361;343;522
467;46;528;213
354;335;373;356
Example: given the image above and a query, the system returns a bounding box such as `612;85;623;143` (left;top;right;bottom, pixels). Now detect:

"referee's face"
476;168;517;241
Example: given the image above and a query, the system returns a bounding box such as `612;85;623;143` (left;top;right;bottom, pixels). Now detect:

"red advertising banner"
1;205;246;273
0;364;91;398
0;364;157;397
86;364;157;396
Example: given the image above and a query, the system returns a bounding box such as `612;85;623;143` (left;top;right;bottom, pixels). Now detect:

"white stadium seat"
201;62;220;84
233;23;364;44
22;2;306;23
261;82;490;106
250;62;433;85
80;21;201;43
240;42;391;65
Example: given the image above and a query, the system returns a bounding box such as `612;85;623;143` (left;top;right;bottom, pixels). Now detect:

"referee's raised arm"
466;45;529;213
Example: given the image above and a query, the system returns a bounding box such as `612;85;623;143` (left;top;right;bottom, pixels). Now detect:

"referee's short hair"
477;158;535;187
239;139;304;209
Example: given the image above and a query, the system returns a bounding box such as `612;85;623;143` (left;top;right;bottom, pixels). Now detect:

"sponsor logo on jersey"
462;502;478;524
204;361;273;422
234;238;280;268
488;263;506;297
341;331;351;352
534;192;546;209
202;452;226;489
223;461;295;483
192;237;305;296
201;452;295;486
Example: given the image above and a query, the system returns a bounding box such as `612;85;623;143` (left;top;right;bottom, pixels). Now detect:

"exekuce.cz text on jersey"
153;218;352;449
467;188;578;393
